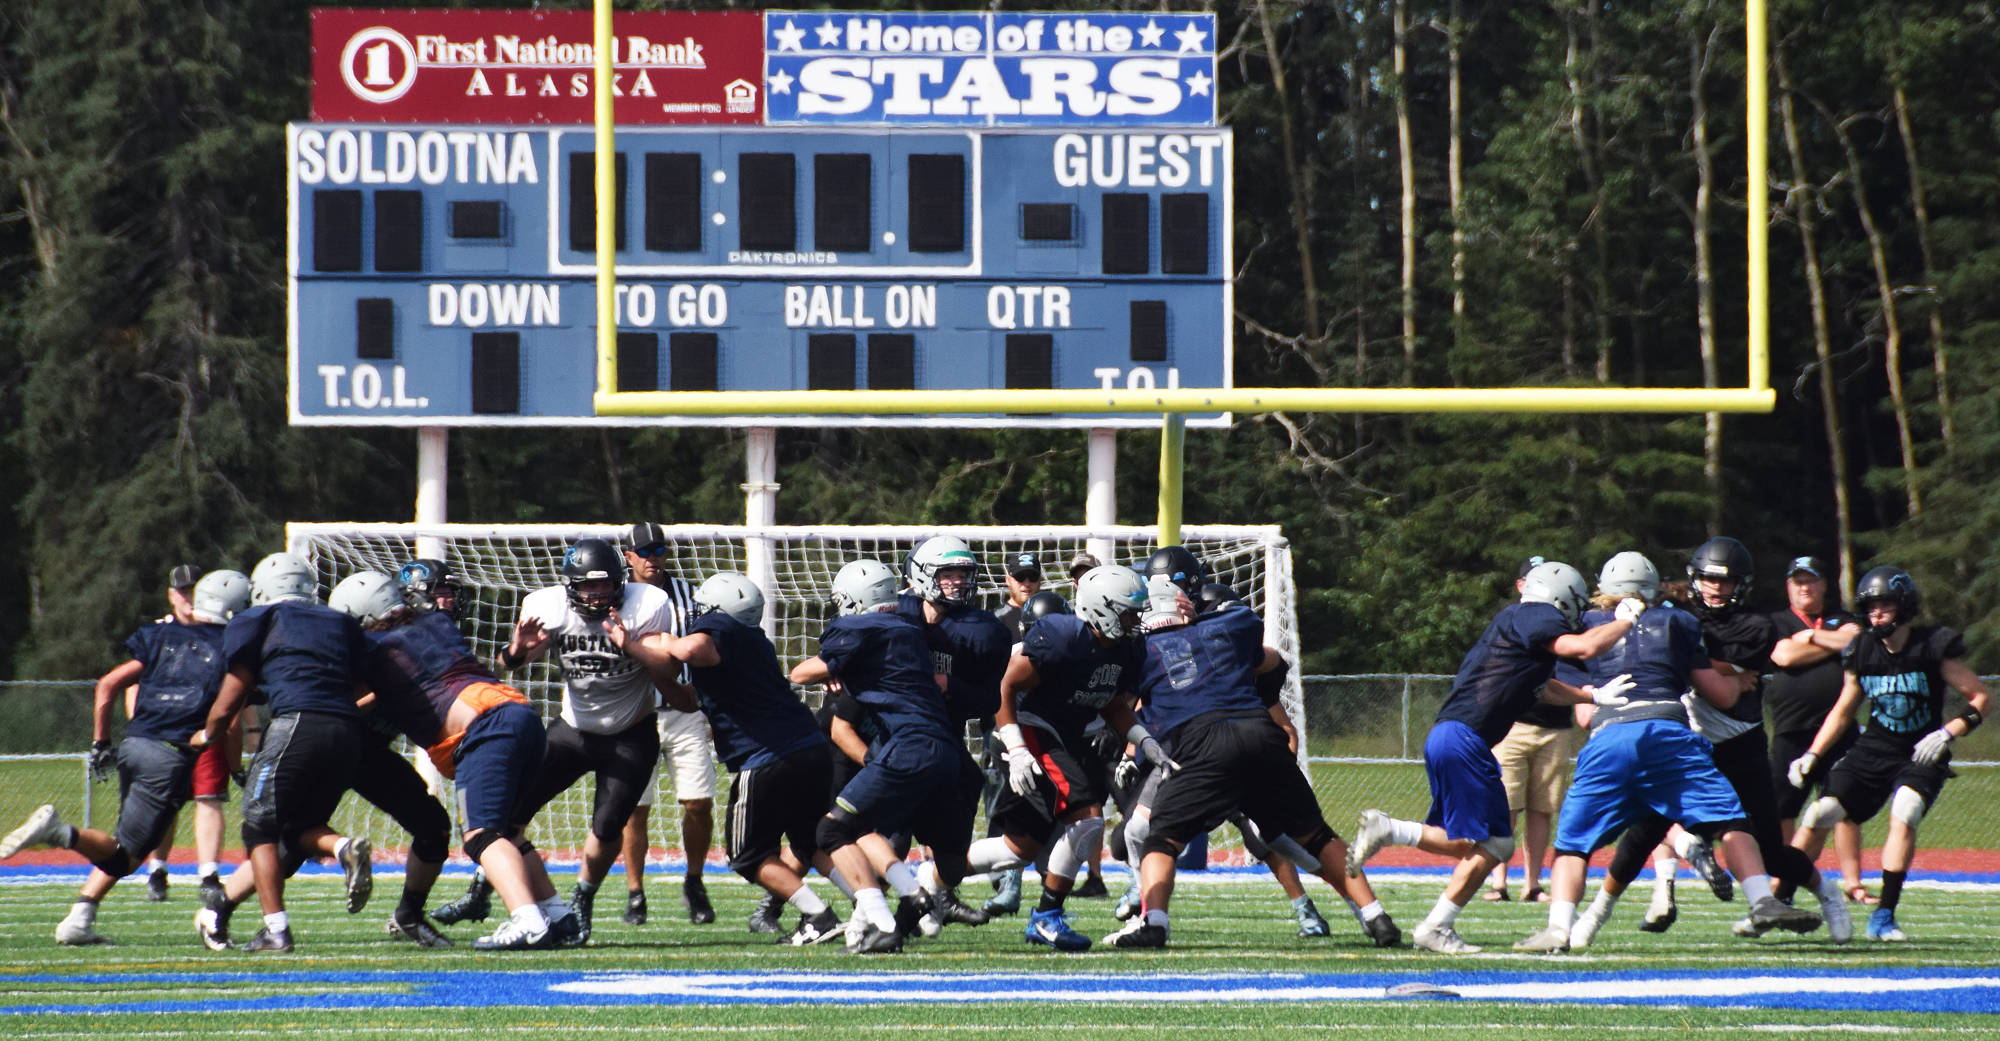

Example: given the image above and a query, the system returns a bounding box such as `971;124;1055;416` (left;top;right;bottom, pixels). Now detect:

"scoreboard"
292;11;1229;428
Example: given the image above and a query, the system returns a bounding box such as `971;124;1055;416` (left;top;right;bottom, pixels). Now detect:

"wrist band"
499;646;524;670
1959;707;1983;732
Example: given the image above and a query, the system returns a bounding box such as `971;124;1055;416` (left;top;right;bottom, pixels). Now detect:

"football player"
1786;566;1990;942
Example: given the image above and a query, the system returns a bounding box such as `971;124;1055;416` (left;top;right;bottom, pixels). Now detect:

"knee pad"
1048;817;1105;880
1139;833;1186;861
816;808;869;852
1799;796;1847;830
462;829;503;865
93;848;136;879
1890;786;1928;828
410;826;451;865
1477;835;1517;864
513;837;537;856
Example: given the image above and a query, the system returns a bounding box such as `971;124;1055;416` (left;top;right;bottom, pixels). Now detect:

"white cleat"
1816;877;1853;945
1346;809;1392;877
1512;926;1570;953
54;910;113;946
1;804;65;859
1412;923;1482;954
1569;904;1610;950
1732;915;1770;938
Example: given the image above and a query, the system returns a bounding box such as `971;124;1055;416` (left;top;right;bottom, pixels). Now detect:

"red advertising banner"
311;8;764;124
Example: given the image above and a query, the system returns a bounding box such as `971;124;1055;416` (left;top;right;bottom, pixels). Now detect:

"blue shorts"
454;701;546;838
833;729;961;838
1423;719;1511;844
1554;718;1746;854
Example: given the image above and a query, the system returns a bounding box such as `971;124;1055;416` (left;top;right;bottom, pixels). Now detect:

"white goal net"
288;522;1301;866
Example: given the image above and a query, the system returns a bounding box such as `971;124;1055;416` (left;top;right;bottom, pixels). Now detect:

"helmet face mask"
399;558;462;620
1072;565;1150;641
561;537;624;620
908;536;980;608
1687;537;1754;609
1854;566;1919;637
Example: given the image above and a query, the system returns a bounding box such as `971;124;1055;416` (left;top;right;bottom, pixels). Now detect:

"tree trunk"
1776;50;1856;596
1254;0;1321;338
1892;83;1953;453
1563;2;1614;381
1448;0;1466;353
1690;21;1723;533
1395;0;1417;385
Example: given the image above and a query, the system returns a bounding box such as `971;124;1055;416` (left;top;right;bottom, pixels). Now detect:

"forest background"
2;0;1996;679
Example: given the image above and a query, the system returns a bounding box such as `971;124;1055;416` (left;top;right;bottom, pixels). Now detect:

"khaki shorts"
1493;721;1579;815
637;707;718;807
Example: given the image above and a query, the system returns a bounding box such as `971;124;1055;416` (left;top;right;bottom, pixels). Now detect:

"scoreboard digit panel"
289;123;1230;427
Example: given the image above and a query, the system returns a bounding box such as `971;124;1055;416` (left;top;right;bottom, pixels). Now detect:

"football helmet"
1196;581;1246;616
398;558;461;619
1687;536;1754;606
832;559;901;616
1597;551;1660;602
560;537;623;619
1520;561;1589;629
329;571;407;629
188;570;251;625
908;536;980;607
1073;565;1150;640
250;552;316;605
695;571;766;627
1022;590;1071;631
1145;545;1208;598
1853;566;1920;636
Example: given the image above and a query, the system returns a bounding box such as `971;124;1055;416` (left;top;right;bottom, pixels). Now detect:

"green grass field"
3;869;1998;1039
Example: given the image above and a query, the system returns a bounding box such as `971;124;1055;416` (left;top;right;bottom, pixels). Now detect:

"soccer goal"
289;521;1301;865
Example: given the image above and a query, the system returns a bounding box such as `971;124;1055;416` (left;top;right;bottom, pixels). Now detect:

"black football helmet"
1686;536;1754;609
398;558;462;619
1853;566;1920;636
1022;590;1071;634
1196;581;1246;616
561;537;624;619
1145;545;1208;598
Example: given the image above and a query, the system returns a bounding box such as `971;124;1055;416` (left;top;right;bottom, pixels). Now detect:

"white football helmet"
1598;551;1660;602
832;559;901;616
329;571;406;628
907;535;979;607
250;552;316;605
1072;565;1151;640
188;570;251;625
1520;560;1589;628
696;571;766;627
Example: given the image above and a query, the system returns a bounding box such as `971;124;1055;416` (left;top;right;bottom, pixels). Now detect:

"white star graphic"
767;68;794;95
772;20;805;53
1138;19;1165;48
815;19;842;47
1186;70;1211;96
1175;21;1207;53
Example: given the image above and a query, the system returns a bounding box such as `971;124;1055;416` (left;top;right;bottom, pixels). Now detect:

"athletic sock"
573;876;600;897
1741;874;1776;905
1422;894;1462;930
1036;887;1067;914
855;887;896;932
68;898;97;922
1668;830;1698;860
1386;818;1425;847
1549;899;1577;933
145;857;168;874
966;837;1025;874
198;861;218;881
1651;853;1677;893
787;886;828;916
263;911;290;934
1356;899;1385;923
511;904;550;934
1879;869;1906;912
1588;887;1620;917
538;896;569;921
1143;908;1169;931
882;862;921;899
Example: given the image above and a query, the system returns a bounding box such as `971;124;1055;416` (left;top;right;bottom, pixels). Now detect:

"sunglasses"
630;544;670;558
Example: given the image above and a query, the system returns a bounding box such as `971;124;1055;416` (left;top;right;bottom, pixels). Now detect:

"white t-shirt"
519;582;674;734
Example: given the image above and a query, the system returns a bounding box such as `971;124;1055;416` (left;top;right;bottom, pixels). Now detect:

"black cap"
1788;556;1832;579
1518;555;1546;579
169;565;199;591
1007;553;1043;581
628;522;667;552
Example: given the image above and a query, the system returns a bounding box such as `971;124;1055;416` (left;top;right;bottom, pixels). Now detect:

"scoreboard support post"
1157;413;1185;545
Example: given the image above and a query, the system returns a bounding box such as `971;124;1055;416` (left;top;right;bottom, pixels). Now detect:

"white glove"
1004;746;1044;797
1590;673;1634;707
1114;755;1141;791
1912;728;1955;766
1615;598;1646;624
1786;751;1818;789
1136;735;1180;779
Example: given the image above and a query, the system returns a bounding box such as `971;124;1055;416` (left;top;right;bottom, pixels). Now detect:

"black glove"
87;740;115;783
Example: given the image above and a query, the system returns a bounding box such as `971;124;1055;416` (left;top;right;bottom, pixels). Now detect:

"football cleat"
983;869;1022;916
1684;836;1733;901
432;870;493;925
1104;918;1168;949
146;867;170;902
1073;873;1109;899
623;890;648;926
848;921;905;954
198;873;224;908
1816;876;1853;945
338;836;373;914
196;895;235;952
388;912;453;948
1412;923;1481;954
785;908;844;946
1731;916;1770;938
1;804;66;858
1346;809;1392;877
544;910;585;949
931;886;991;927
1294;896;1331;938
1513;926;1570;953
1750;895;1822;934
54;909;113;946
683;876;715;925
243;926;294;953
1866;907;1906;942
748;891;785;934
1363;913;1402;948
893;890;937;938
1638;903;1677;932
1114;875;1141;921
472;917;548;951
1025;908;1092;952
569;884;597;945
1570;904;1610;949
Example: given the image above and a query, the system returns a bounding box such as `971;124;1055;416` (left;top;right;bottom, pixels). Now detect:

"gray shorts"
110;737;197;873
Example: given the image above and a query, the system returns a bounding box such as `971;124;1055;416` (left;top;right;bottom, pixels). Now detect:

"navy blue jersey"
123;621;229;742
1843;625;1966;754
1018;613;1142;740
1579;604;1713;701
895;593;1011;722
223;602;370;718
1434;601;1575;747
815;612;954;740
359;612;498;748
689;612;821;770
1130;606;1269;746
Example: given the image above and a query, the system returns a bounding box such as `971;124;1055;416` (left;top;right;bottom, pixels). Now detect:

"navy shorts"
453;701;547;838
110;737;196;872
834;729;961;838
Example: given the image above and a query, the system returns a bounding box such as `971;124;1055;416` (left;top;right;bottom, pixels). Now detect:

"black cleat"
1751;895;1822;935
1364;912;1403;948
146;867;169;902
388;912;452;948
683;876;715;925
893;890;936;938
544;910;586;949
338;836;374;914
243;926;294;953
1106;919;1169;949
748;891;785;934
623;890;648;926
848;921;904;954
1685;837;1734;902
785;907;844;946
198;873;224;908
196;890;236;952
931;886;991;927
1638;905;1678;932
431;870;492;925
1073;873;1109;899
569;884;597;946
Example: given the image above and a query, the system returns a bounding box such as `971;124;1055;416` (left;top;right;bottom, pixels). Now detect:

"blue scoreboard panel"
289;124;1231;427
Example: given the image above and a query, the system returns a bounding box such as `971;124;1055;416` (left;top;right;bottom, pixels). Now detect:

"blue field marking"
4;967;2000;1016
